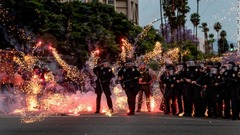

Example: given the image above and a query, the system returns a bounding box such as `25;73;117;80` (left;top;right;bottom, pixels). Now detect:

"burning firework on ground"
0;40;169;124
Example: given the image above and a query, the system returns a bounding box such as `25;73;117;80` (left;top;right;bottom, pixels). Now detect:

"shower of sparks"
85;49;100;70
120;39;134;61
51;47;84;85
112;85;128;112
133;18;160;47
164;48;180;64
142;42;162;62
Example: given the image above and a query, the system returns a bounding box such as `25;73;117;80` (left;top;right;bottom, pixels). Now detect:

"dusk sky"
139;0;238;45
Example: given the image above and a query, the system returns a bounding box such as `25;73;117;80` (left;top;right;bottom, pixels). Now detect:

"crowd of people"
1;55;240;120
94;58;240;120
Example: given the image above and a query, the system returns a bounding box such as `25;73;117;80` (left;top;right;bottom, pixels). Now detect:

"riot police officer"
202;65;221;118
118;59;140;115
175;62;186;115
183;60;202;117
162;66;177;115
199;61;214;117
216;65;226;118
93;59;114;114
136;61;156;112
222;61;238;120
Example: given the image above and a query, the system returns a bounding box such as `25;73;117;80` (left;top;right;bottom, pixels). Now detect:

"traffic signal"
229;44;234;51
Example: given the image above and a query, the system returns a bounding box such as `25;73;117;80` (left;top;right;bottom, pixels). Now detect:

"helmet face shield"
102;62;110;68
169;69;174;75
210;68;218;74
125;62;133;68
187;61;195;67
227;64;233;70
177;65;183;71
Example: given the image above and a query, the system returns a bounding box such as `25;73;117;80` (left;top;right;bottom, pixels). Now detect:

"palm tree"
176;0;190;41
163;0;177;44
220;30;227;38
218;30;228;54
190;13;200;39
200;22;209;53
196;0;200;38
214;22;222;55
159;0;164;36
208;33;215;53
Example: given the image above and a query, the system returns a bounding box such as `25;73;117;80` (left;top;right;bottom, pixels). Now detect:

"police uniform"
162;67;177;115
118;61;140;115
222;62;238;119
201;67;221;118
175;65;185;115
93;63;114;113
184;62;202;117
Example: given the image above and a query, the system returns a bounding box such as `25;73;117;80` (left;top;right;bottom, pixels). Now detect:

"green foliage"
0;0;161;67
181;41;203;61
147;60;159;71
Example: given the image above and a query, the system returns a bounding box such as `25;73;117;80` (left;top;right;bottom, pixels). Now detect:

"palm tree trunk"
160;0;164;36
196;0;200;39
177;11;179;42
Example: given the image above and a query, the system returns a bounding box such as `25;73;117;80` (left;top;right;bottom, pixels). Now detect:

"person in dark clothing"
118;59;140;115
136;61;156;112
222;61;238;120
175;63;186;115
198;61;214;117
162;66;177;115
216;66;226;118
93;59;114;114
183;60;202;117
202;65;221;118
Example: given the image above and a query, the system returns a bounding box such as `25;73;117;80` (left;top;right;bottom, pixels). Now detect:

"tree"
196;0;200;38
159;0;164;36
208;33;215;53
176;0;190;41
213;22;222;55
218;30;228;55
190;13;200;39
163;0;178;44
0;0;162;67
200;22;209;53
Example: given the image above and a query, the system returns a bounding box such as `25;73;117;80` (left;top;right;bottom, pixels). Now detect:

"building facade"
60;0;138;25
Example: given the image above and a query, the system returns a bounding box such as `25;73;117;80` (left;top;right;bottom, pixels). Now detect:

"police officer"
199;61;214;117
202;65;221;118
136;61;156;112
118;59;140;115
162;65;177;115
216;65;226;118
184;60;202;117
222;61;238;120
175;62;186;115
93;59;114;114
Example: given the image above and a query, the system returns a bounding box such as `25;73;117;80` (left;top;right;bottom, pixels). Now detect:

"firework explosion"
50;47;84;85
120;39;134;62
142;42;162;62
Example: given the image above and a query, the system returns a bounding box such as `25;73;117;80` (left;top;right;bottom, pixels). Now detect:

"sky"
139;0;238;45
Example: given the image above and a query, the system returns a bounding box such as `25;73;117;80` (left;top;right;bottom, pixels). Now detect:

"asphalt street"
0;112;240;135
